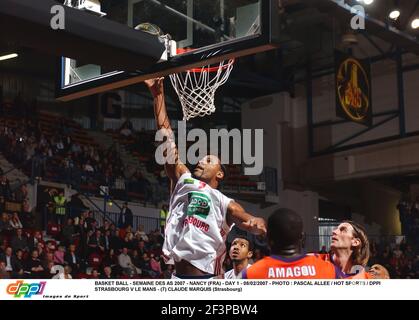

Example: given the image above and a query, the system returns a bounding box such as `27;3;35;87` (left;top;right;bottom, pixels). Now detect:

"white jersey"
163;173;233;275
224;264;252;279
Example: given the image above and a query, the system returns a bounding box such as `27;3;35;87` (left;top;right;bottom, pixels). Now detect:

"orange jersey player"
243;209;339;279
243;254;339;279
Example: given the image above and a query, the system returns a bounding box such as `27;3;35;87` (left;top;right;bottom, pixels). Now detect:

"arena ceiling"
0;0;418;99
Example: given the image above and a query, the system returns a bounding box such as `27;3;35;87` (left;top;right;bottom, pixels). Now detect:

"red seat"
88;252;103;269
47;223;60;237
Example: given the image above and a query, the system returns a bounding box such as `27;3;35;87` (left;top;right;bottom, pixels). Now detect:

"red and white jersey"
163;173;233;275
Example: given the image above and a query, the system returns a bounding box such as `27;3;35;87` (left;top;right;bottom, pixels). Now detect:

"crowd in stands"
0;209;173;279
0;105;169;205
368;237;419;279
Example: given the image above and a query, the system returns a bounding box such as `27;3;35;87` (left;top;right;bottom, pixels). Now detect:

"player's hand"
145;77;164;97
242;217;267;236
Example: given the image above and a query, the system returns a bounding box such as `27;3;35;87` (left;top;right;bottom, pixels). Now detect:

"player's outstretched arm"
145;78;189;184
226;201;267;236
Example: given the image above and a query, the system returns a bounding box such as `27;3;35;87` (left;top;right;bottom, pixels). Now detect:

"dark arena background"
1;0;419;282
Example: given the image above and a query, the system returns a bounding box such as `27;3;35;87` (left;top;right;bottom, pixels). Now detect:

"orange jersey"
243;254;338;279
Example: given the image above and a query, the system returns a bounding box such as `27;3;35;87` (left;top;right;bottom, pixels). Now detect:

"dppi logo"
6;281;46;298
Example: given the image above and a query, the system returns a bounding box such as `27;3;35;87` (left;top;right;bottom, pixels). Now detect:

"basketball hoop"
169;48;234;121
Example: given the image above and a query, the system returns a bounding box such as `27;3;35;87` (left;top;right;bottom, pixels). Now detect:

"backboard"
57;0;279;101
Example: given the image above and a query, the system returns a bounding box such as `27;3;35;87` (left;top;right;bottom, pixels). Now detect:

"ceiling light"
389;10;401;20
412;18;419;29
0;53;18;61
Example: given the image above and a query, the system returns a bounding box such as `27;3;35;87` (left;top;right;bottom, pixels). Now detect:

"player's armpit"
227;201;267;236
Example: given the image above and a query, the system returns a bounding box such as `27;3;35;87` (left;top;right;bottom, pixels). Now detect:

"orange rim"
176;48;234;73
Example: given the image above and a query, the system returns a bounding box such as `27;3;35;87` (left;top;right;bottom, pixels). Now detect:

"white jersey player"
224;236;253;279
145;78;266;278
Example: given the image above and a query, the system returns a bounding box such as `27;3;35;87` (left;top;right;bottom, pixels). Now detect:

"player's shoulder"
178;172;194;184
305;253;336;268
243;258;271;279
247;257;273;270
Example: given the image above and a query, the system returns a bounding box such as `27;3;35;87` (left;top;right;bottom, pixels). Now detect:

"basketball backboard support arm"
0;0;166;71
55;0;280;102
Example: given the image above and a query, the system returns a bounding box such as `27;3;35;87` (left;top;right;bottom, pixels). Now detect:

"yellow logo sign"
336;57;370;123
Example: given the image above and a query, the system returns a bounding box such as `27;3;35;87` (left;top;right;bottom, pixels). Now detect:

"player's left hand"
242;217;267;236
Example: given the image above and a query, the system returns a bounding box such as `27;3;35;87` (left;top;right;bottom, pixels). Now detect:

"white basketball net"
169;59;234;121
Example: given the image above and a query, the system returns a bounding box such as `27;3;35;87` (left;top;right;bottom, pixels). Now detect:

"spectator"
88;229;105;254
21;199;33;228
68;193;88;219
101;249;118;270
53;192;67;226
393;245;403;259
64;244;80;275
0;261;10;279
0;247;14;273
37;242;47;261
85;211;97;231
131;249;142;270
135;225;149;242
118;247;136;276
103;229;111;252
90;269;100;279
42;252;55;271
101;220;111;233
61;218;75;247
139;253;156;278
28;231;44;251
136;240;147;257
54;245;66;265
0;176;11;200
9;212;23;230
10;228;28;252
163;264;174;279
101;266;113;279
25;249;44;278
118;202;133;228
122;232;135;250
13;185;28;203
150;253;162;277
12;249;25;278
0;212;12;233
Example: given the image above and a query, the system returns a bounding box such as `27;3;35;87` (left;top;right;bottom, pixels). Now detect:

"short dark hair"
228;227;254;251
268;208;303;248
220;164;227;179
232;235;255;252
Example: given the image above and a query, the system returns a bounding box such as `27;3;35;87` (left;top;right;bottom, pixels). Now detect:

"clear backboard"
57;0;279;101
